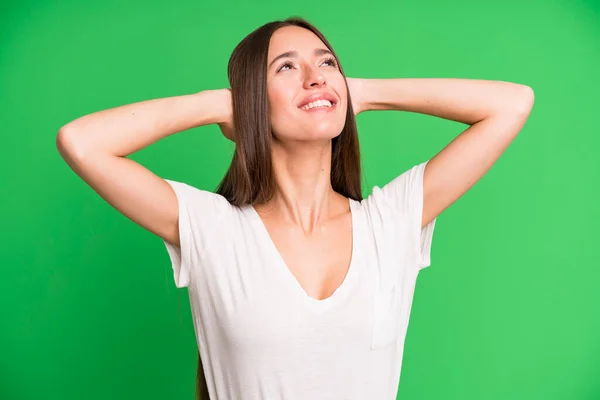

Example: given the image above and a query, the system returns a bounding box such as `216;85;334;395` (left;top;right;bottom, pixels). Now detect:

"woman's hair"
196;16;363;400
215;16;363;206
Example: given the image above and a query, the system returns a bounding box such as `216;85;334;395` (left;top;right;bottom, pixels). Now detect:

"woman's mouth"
299;99;337;112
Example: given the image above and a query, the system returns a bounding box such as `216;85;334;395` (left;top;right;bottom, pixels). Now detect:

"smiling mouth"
299;99;337;111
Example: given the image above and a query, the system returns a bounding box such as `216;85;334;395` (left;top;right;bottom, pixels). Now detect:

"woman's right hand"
214;88;235;141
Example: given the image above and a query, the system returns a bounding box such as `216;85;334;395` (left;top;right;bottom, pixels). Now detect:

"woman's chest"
190;232;376;352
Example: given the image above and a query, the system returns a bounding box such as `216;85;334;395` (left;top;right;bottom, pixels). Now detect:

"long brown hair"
216;16;362;206
195;17;362;399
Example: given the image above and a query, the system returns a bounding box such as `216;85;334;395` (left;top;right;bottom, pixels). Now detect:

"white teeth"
301;99;333;110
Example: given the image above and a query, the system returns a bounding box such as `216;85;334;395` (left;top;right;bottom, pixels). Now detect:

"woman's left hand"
346;77;366;115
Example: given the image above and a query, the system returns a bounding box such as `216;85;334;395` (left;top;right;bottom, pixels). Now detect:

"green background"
1;0;599;399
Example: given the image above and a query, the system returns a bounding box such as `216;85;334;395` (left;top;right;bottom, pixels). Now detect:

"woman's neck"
257;140;346;234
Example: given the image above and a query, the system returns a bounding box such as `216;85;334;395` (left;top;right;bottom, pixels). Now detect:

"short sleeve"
379;160;437;270
163;179;230;288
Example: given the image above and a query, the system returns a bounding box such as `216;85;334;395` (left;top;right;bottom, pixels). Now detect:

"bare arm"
352;78;534;228
56;89;233;247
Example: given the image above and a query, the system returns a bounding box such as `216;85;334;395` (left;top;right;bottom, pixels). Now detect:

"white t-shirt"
163;160;437;400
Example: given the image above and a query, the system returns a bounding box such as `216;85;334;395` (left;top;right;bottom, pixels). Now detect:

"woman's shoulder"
164;179;237;215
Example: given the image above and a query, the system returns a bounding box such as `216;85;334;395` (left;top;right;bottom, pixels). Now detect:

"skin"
254;26;355;301
57;24;534;302
251;25;535;301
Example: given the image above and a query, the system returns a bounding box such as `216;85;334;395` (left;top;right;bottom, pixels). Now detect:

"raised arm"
56;89;233;247
351;77;534;229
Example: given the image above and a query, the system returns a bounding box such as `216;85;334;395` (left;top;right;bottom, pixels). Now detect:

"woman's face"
266;26;348;142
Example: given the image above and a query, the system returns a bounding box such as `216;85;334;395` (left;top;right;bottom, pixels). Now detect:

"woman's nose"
304;66;326;88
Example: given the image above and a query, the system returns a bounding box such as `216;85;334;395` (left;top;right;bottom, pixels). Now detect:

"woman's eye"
277;57;337;73
322;57;338;67
278;62;294;72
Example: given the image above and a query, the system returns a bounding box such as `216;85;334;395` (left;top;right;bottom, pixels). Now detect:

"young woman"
56;17;534;400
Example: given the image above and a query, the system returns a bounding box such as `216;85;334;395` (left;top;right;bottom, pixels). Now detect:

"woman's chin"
299;122;345;140
287;130;343;142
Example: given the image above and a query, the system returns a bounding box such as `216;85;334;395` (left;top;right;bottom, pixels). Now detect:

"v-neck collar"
245;198;360;313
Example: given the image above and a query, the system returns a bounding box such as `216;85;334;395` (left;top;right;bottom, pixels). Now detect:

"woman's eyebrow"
268;48;334;69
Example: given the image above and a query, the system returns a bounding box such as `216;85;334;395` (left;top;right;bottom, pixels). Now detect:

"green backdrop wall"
1;0;599;399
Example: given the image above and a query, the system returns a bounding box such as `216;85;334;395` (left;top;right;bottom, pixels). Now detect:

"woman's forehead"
268;26;326;61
